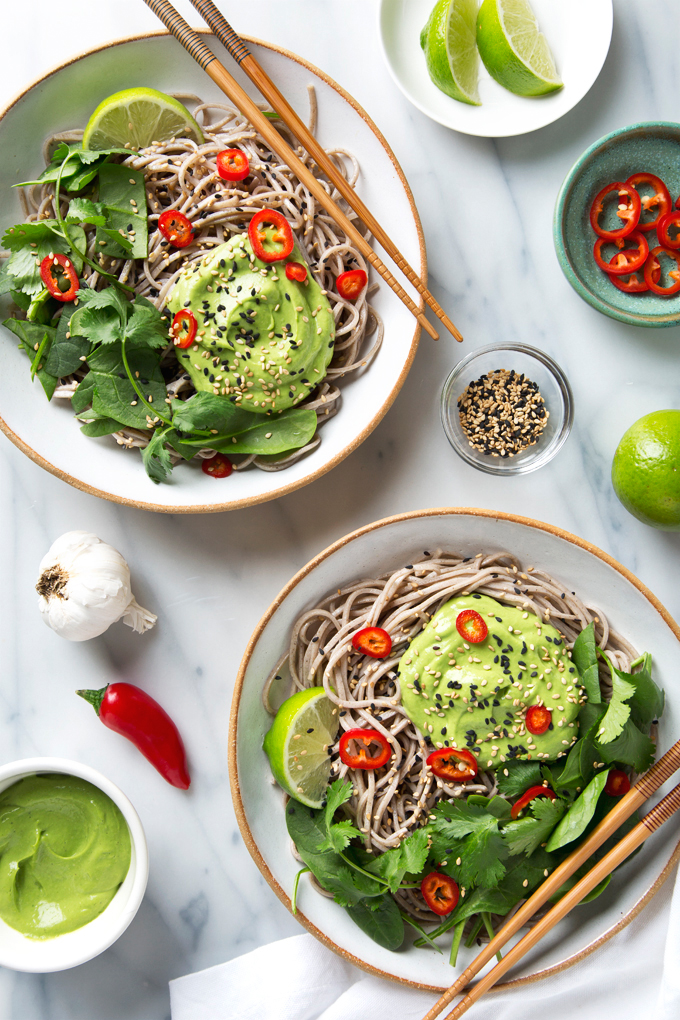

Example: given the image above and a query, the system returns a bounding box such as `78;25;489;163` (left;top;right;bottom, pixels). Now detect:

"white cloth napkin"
170;865;677;1020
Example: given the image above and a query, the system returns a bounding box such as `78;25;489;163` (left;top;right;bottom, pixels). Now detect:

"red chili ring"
625;172;672;232
657;210;680;250
593;230;648;275
171;309;198;348
589;181;641;240
39;253;79;302
644;246;680;295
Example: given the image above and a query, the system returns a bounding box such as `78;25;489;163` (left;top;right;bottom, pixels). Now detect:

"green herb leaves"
504;796;567;857
429;801;507;889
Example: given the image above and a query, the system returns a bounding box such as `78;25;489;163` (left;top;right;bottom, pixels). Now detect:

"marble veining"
1;1;680;1017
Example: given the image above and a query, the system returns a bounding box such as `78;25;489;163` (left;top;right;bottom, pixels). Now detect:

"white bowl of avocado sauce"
0;758;148;972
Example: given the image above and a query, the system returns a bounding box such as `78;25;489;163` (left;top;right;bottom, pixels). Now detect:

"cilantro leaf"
612;654;664;733
141;427;175;483
366;828;430;892
429;802;507;889
572;622;601;703
596;662;636;744
2;222;71;297
503;796;566;857
123;298;169;349
65;197;107;226
546;770;609;852
596;718;656;773
317;780;361;853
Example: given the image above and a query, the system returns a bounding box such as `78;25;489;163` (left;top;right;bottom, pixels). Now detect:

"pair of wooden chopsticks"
142;0;462;342
422;737;680;1020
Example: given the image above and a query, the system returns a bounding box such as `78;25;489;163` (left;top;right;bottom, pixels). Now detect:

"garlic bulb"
36;531;157;641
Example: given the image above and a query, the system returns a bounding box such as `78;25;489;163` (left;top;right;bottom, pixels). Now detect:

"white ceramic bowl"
0;32;424;512
0;757;148;973
230;508;680;991
378;0;613;138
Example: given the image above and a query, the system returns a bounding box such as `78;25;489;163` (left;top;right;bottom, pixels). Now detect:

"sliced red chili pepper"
426;747;478;782
511;784;556;820
525;705;552;735
158;209;194;248
644;246;680;295
39;253;79;302
593;230;648;275
604;769;631;796
201;453;233;478
171;309;198;348
657;210;680;250
336;269;367;301
76;683;190;789
455;609;488;644
589;181;641;240
339;728;391;769
248;208;294;263
216;148;250;182
625;172;672;232
285;261;308;283
421;872;459;916
351;626;392;658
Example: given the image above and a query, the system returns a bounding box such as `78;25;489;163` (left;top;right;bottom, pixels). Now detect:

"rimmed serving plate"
230;507;680;991
554;121;680;327
378;0;613;138
0;31;424;513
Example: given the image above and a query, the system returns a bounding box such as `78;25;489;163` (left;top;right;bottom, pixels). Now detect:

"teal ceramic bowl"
554;122;680;327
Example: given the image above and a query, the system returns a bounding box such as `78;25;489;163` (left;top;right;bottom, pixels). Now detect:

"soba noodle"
264;549;638;921
20;89;382;471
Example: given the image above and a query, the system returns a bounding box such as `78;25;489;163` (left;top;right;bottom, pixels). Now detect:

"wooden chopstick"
141;0;440;340
441;777;680;1019
187;0;463;343
423;736;680;1020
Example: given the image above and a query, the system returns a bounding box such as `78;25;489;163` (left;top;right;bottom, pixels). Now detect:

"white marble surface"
1;1;680;1017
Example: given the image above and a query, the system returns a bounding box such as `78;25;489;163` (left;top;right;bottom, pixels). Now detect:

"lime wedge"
263;687;339;808
82;87;204;151
420;0;481;107
476;0;562;97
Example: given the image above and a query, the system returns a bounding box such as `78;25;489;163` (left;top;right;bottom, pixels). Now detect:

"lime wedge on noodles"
82;87;204;150
263;687;339;808
476;0;562;97
421;0;481;107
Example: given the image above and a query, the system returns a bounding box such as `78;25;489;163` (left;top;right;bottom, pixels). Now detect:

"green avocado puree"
0;774;131;939
399;594;582;769
167;234;335;413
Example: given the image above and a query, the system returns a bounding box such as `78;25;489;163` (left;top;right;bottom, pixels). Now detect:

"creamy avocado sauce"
399;594;582;768
0;774;131;939
167;235;335;413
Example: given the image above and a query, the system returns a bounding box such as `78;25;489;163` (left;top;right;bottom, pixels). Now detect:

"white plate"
231;508;680;990
378;0;613;138
0;32;424;513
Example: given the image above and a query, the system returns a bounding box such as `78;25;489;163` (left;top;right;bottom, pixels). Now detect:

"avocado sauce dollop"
399;594;582;768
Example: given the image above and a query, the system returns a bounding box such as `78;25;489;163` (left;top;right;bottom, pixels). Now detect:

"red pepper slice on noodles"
351;626;392;658
158;209;194;248
339;728;391;769
216;148;250;182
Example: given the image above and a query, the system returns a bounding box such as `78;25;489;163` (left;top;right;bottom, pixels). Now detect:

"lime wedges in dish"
420;0;481;106
476;0;562;97
612;410;680;531
263;687;340;808
82;87;204;150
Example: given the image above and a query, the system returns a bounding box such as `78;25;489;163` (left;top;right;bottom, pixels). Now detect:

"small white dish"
378;0;613;138
0;32;423;513
0;758;148;973
231;508;680;989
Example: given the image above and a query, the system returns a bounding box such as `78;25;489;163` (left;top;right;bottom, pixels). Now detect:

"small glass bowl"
440;343;574;476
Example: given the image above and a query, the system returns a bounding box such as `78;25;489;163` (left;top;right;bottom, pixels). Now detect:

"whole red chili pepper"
76;683;190;789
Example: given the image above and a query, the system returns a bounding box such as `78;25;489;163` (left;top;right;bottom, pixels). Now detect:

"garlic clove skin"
36;531;157;641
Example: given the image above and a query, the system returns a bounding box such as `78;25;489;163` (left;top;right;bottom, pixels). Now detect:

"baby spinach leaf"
572;623;601;703
344;894;404;951
172;392;258;435
71;372;96;413
503;796;566;857
87;343;166;430
44;300;90;377
96;164;148;259
16;144;128;189
79;416;124;438
555;732;597;790
3;317;58;399
207;408;317;455
546;770;609;853
0;260;12;296
173;394;317;456
141;427;175;483
496;760;544;798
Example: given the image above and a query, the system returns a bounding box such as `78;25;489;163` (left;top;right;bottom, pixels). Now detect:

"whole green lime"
612;410;680;530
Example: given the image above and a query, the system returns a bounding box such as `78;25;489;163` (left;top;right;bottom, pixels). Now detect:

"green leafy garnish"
429;801;507;889
546;770;610;853
503;795;566;857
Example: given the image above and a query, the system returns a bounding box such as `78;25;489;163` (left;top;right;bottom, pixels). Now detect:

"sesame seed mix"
457;368;549;458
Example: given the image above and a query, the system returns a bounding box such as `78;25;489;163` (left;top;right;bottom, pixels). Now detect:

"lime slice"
476;0;562;97
263;687;339;808
420;0;481;107
82;87;204;151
